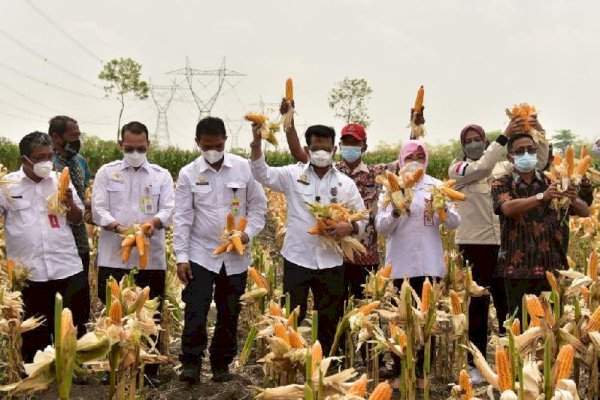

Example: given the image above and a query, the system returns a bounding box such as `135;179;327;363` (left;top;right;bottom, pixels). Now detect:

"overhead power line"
25;0;104;64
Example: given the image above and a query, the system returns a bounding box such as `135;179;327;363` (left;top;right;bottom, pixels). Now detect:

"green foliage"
328;77;373;127
0;137;20;171
551;129;577;152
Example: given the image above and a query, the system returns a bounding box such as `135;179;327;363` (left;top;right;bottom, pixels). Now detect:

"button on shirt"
0;168;83;282
375;174;461;279
251;155;367;270
173;153;267;275
92;159;175;271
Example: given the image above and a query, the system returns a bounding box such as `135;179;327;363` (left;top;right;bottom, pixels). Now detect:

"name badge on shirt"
424;199;434;226
141;189;155;214
49;214;60;228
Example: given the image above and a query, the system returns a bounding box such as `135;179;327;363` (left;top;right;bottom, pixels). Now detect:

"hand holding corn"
214;213;249;256
120;222;153;269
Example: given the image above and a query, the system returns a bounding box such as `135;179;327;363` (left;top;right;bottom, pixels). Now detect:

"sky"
1;0;599;151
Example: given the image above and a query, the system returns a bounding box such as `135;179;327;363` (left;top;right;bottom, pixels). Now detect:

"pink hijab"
398;139;429;170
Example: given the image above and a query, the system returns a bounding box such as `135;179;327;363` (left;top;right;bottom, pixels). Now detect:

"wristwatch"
535;192;544;202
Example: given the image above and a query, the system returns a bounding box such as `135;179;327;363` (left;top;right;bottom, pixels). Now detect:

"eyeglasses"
511;147;537;156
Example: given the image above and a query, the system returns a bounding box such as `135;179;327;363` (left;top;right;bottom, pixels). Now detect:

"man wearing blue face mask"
491;133;589;315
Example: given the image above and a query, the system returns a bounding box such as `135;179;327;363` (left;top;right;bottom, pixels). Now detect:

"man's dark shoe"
211;365;233;382
179;363;200;384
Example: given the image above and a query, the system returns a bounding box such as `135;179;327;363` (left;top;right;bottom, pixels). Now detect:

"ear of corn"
135;231;145;257
348;374;368;396
122;243;133;263
459;369;472;400
285;78;294;102
379;264;392;278
139;237;149;269
368;381;393;400
525;295;545;318
358;301;380;316
386;172;401;192
553;154;562;167
268;301;283;317
554;344;574;382
511;318;521;336
6;259;14;283
589;251;598;279
440;186;467;201
496;348;512;392
450;289;462;315
576;155;591;177
421;278;432;312
311;341;322;377
413;85;425;113
231;235;244;255
244;113;268;125
274;322;291;346
58;166;70;204
288;330;305;349
236;216;248;232
545;271;558;292
227;213;235;232
140;222;153;234
213;242;229;256
248;267;267;289
587;306;600;332
403;168;424;188
565;145;575;176
108;299;122;326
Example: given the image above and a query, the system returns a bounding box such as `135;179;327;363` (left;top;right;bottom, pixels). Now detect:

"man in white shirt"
174;117;266;384
0;131;87;361
250;123;366;357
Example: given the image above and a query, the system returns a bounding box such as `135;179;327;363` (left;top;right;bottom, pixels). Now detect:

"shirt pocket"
225;181;247;210
293;182;315;202
8;195;33;225
107;181;126;205
191;184;213;208
147;185;162;214
469;180;491;194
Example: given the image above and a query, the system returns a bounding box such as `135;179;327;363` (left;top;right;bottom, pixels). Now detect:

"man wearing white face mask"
92;121;174;378
250;122;366;358
0;131;87;362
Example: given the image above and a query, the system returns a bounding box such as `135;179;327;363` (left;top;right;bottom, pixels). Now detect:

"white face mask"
203;150;224;164
124;151;147;168
32;160;53;179
309;150;333;168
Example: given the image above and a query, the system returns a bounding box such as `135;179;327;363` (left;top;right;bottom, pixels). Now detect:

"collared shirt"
335;160;387;266
92;159;175;271
173;153;267;275
375;174;461;279
54;152;91;257
251;155;367;270
492;170;567;279
0;168;83;282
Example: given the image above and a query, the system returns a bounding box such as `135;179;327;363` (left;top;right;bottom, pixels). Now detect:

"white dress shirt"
92;159;175;271
0;168;83;282
375;174;461;279
173;153;267;275
251;155;366;270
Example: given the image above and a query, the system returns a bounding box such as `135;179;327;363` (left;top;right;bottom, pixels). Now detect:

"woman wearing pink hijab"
376;139;461;388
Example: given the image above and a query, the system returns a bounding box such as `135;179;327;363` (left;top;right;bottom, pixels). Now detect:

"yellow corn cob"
587;306;600;332
108;299;122;326
555;344;574;382
6;259;14;283
244;112;268;125
348;374;368;396
398;331;407;349
576;155;591;176
459;369;472;400
231;235;244;255
248;267;267;289
582;286;590;306
565;145;575;176
359;301;380;316
589;251;598;279
413;85;425;113
122;234;136;248
288;330;305;349
140;222;153;235
236;216;248;232
109;279;121;298
58;166;70;204
496;348;512;392
268;301;283;317
388;322;400;340
511;319;521;336
285;77;294;102
227;213;235;232
379;264;392;278
545;271;558;292
122;243;134;263
544;171;557;181
525;295;545;318
440;186;467;201
287;309;297;328
311;341;323;377
136;286;150;314
403;168;424;188
421;278;431;312
368;381;393;400
450;289;462;315
553;153;562;167
135;231;145;257
61;308;74;341
226;242;234;252
139;237;149;269
274;322;290;346
580;146;588;158
443;179;457;188
213;242;229;256
386;171;401;192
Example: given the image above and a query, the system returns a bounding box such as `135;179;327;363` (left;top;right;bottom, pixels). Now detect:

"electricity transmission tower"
149;79;178;148
167;57;245;121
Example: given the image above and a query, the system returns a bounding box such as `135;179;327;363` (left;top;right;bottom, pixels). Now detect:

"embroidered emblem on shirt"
297;174;310;185
111;172;123;182
196;175;209;185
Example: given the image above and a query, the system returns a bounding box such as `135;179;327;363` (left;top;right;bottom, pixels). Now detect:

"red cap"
341;123;367;141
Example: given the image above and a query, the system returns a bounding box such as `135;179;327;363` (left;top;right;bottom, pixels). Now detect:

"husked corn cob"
236;216;248;232
576;155;591;176
368;381;393;400
288;330;305;349
109;279;121;298
386;171;401;192
444;179;457;188
231;235;244;255
553;154;562;167
511;318;521;336
525;295;545;318
388;322;400;341
421;278;432;312
348;374;368;396
413;86;424;113
555;344;574;382
58;166;70;204
582;286;590;306
459;369;472;400
587;306;600;332
398;331;407;349
213;242;229;256
140;222;153;234
285;78;293;102
244;113;268;125
274;322;290;346
227;213;235;232
135;231;145;257
359;301;380;316
61;308;74;341
139;237;149;269
565;145;575;176
450;289;462;315
134;286;150;315
379;264;392;278
495;348;512;392
6;259;14;283
403;168;424;188
440;186;467;201
545;271;558;292
268;301;283;317
590;251;598;279
311;341;323;377
109;299;122;326
580;146;588;158
248;267;267;289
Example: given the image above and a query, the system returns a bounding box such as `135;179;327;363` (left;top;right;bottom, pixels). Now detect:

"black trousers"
504;278;551;317
459;244;506;359
180;262;247;369
97;266;166;312
21;271;88;362
344;263;378;301
78;252;91;338
283;259;345;356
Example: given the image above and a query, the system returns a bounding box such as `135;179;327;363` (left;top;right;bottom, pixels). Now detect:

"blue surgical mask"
340;146;362;163
514;153;538;173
